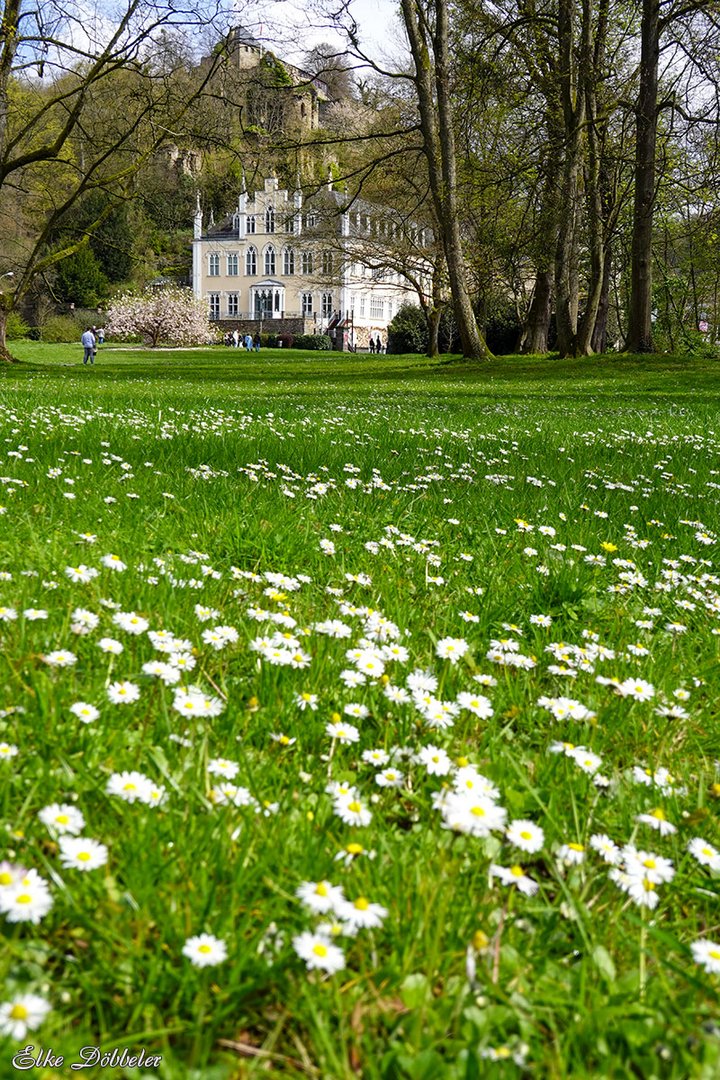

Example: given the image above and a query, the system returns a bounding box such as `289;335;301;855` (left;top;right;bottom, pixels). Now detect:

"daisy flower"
69;702;99;724
506;820;545;854
38;803;85;836
0;993;51;1040
691;939;720;975
182;933;228;967
296;880;346;915
58;836;108;871
293;932;345;973
339;896;388;931
106;681;141;705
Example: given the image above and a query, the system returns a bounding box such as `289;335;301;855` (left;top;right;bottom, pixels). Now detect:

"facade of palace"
192;176;425;348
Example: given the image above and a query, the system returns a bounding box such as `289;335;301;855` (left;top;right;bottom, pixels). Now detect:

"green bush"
387;303;428;354
40;316;82;343
293;334;332;351
5;311;30;340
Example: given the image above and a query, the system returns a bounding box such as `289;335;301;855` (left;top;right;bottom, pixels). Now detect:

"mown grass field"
0;344;719;1079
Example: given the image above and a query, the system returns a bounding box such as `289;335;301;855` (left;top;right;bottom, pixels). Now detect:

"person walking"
375;334;383;354
369;336;375;354
81;327;96;365
232;329;240;348
253;332;261;352
97;327;105;345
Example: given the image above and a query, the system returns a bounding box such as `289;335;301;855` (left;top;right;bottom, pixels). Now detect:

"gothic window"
301;251;313;274
322;251;333;275
265;207;275;233
302;292;313;315
247;215;256;234
208;293;220;319
227;253;239;276
208;253;220;276
283;247;295;275
321;293;333;318
264;245;276;276
227;293;239;316
245;246;257;275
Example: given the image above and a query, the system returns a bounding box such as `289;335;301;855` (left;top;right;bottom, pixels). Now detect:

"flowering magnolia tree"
107;288;216;347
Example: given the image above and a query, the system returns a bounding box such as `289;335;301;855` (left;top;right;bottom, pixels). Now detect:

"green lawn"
0;345;718;1078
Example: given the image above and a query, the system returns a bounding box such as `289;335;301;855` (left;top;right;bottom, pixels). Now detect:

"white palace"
191;176;427;348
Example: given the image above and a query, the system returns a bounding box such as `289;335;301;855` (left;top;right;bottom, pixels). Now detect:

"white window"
209;293;220;319
321;293;333;318
359;296;366;317
322;251;333;275
265;207;275;233
227;293;239;316
286;215;296;234
301;251;313;274
370;297;384;320
208;252;220;276
245;246;257;275
247;215;256;234
283;247;295;275
306;212;317;228
227;253;239;276
302;292;313;315
264;245;276;276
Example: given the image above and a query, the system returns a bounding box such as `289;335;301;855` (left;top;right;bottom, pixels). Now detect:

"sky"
239;0;401;67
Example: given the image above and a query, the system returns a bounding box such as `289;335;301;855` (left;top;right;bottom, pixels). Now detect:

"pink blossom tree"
107;288;216;347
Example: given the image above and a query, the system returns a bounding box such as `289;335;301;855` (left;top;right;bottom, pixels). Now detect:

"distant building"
192;176;423;348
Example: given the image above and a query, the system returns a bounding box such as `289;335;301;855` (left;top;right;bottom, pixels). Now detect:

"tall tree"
0;0;233;359
398;0;491;359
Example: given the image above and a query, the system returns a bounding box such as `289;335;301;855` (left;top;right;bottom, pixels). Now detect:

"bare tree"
0;0;233;359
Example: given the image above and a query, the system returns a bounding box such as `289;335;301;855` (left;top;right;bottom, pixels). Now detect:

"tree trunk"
427;306;441;357
0;303;15;362
554;0;585;358
627;0;659;352
591;245;612;352
519;270;553;353
400;0;491;360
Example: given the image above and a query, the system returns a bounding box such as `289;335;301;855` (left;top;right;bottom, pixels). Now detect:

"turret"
193;192;203;239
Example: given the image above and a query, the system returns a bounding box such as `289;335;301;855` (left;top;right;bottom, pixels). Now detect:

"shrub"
5;311;30;340
387;303;428;354
293;334;332;351
278;333;294;348
40;316;81;343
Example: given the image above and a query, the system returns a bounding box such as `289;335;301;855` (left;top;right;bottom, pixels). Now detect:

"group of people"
80;326;105;365
368;335;385;354
225;330;261;351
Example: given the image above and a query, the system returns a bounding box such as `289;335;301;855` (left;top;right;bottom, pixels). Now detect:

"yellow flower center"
642;859;656;869
520;831;532;840
315;883;329;897
510;866;524;878
470;806;485;817
198;944;212;954
312;943;328;958
651;809;665;820
709;949;720;960
0;871;13;885
55;815;69;825
347;801;362;813
568;843;585;852
346;843;363;855
9;1004;29;1021
77;852;92;862
643;879;656;892
16;893;32;905
123;783;136;792
354;897;370;911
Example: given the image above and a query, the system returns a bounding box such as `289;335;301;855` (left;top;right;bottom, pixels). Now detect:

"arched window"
265;207;275;233
264;245;276;276
245;246;257;275
322;251;333;275
247;215;256;234
283;247;295;275
302;292;313;315
321;293;333;318
301;251;313;275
